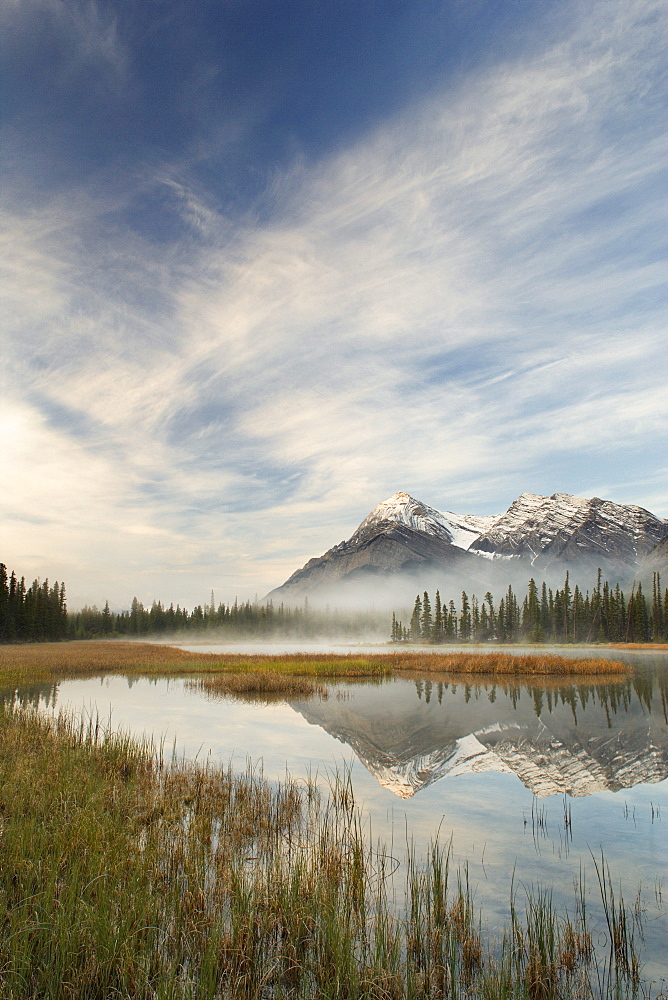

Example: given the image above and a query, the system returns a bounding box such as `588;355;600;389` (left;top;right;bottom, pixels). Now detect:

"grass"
373;651;631;676
0;703;654;999
0;642;391;690
0;641;631;699
190;671;330;704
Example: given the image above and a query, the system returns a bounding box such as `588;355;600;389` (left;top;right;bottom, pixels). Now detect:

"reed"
0;642;392;689
0;704;651;999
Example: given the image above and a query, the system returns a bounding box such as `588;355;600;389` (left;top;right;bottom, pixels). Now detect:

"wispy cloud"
1;0;666;606
0;0;127;74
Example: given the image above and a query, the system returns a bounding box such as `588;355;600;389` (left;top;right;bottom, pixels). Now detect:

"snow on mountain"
356;725;624;800
266;489;668;604
469;492;668;566
353;492;500;551
368;735;515;799
358;490;668;565
293;692;668;801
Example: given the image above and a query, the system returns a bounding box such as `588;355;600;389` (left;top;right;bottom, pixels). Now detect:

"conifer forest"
0;564;68;643
2;560;667;644
392;571;668;645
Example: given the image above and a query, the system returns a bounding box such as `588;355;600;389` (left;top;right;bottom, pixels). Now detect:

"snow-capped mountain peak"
469;491;668;565
354;491;500;551
266;488;668;605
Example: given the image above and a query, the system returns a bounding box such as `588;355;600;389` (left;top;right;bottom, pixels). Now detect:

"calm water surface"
9;645;668;984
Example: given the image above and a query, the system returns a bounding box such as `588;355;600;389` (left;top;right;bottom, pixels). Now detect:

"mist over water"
169;640;660;660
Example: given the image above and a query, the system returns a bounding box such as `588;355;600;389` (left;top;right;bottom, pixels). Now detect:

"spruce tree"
471;594;480;640
485;592;496;641
421;591;433;641
433;590;443;644
460;591;471;641
410;595;422;642
524;578;541;641
0;564;8;642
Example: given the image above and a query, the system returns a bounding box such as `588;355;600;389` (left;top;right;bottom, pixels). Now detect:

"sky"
1;0;667;611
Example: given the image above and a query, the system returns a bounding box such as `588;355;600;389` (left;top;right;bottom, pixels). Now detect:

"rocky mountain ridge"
267;490;668;605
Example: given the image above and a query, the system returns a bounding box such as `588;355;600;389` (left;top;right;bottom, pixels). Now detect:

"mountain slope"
352;493;499;550
266;491;668;605
633;535;668;593
470;492;667;568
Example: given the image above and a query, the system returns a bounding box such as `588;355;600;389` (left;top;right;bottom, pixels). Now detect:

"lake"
7;644;667;985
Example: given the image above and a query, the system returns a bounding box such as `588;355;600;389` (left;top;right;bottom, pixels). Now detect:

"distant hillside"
634;535;668;592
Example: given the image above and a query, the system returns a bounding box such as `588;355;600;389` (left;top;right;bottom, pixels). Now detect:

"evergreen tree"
562;572;572;641
433;590;443;643
421;591;433;641
410;595;422;642
479;602;489;641
0;563;8;642
459;591;471;641
0;563;69;641
471;594;480;640
484;592;496;641
523;578;541;641
540;582;550;639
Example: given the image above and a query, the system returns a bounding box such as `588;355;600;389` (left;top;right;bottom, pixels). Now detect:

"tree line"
3;557;667;645
1;560;383;643
391;571;668;644
0;564;68;643
68;595;383;640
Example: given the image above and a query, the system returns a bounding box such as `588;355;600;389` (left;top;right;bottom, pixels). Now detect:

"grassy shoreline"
0;703;654;999
0;641;632;697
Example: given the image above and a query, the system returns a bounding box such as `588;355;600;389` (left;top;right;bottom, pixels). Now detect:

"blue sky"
2;0;667;609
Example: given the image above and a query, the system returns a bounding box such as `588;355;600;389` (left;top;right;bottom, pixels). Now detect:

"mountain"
266;491;668;606
290;673;668;799
635;535;668;589
469;492;667;568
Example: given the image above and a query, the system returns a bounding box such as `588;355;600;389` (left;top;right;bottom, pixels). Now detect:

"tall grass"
188;672;330;704
0;704;653;999
0;642;393;691
0;641;630;694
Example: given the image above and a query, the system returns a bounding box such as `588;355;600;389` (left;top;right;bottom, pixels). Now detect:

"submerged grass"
0;704;654;999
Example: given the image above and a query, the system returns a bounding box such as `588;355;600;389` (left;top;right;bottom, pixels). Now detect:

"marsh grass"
0;643;392;692
0;642;630;697
0;704;651;999
189;672;330;704
384;651;631;676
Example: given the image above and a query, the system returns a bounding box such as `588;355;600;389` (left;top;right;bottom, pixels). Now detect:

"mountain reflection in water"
290;671;668;799
5;657;667;803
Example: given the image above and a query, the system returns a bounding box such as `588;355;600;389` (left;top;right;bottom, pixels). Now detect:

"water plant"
0;702;656;999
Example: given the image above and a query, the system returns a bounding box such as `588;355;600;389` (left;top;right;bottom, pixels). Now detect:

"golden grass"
609;642;668;649
0;643;390;697
189;671;330;704
0;639;228;677
0;641;631;698
383;651;631;675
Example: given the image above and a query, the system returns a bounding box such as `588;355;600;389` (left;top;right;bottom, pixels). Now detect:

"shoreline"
0;702;657;999
0;641;633;696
